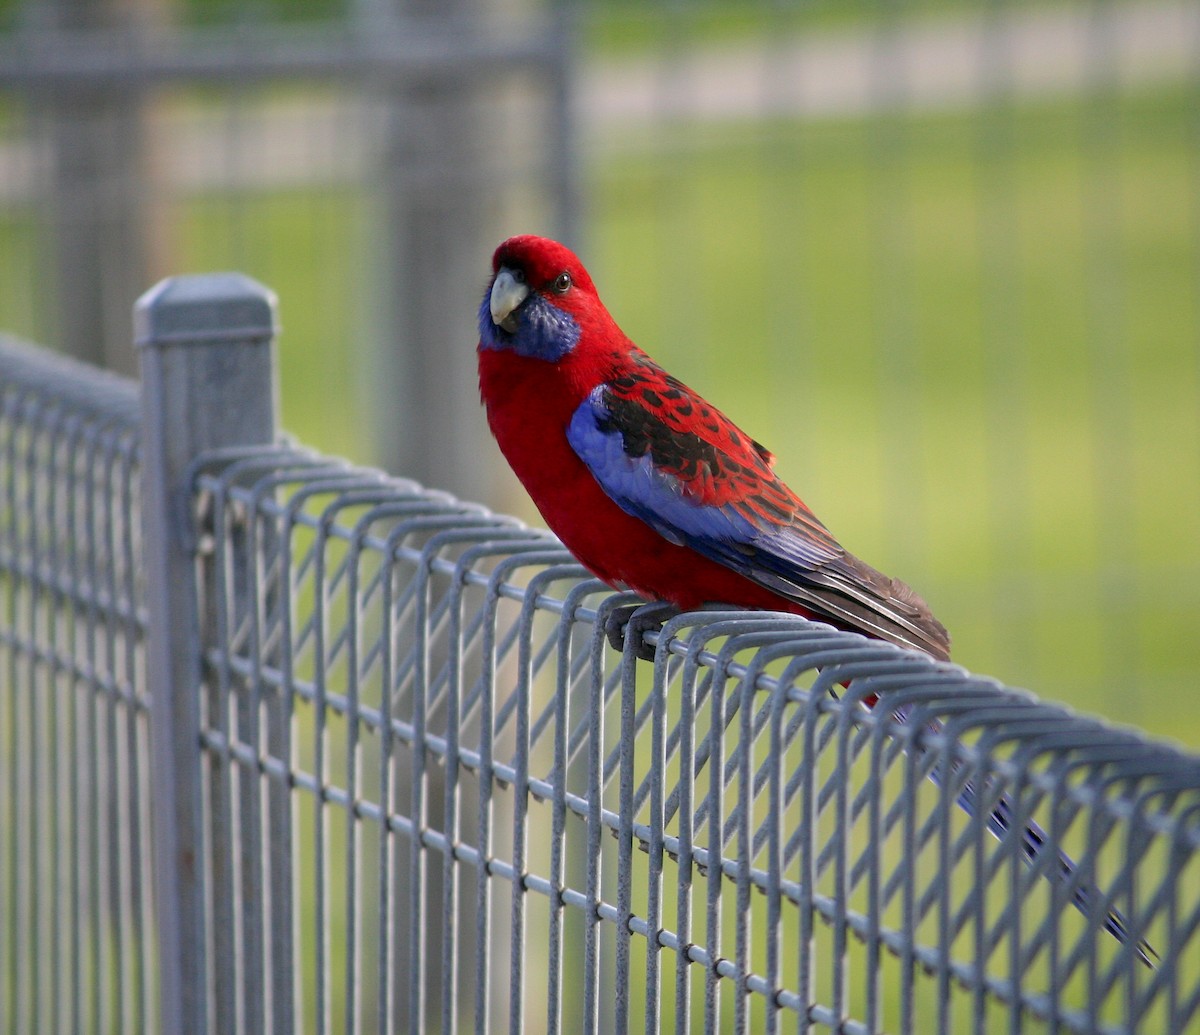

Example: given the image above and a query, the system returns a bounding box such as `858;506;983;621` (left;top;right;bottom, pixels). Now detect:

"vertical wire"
935;717;955;1033
734;668;753;1035
547;583;593;1035
27;403;48;1027
44;406;67;1035
313;508;331;1035
797;670;821;1035
1082;771;1107;1033
406;543;429;1032
581;605;610;1035
643;643;667;1035
703;658;727;1035
672;644;698;1035
0;393;16;1033
438;552;464;1035
1045;759;1071;1030
22;398;44;1033
15;393;39;1032
764;675;784;1035
831;691;851;1028
1007;776;1030;1035
100;430;129;1034
545;599;571;1035
345;531;363;1035
240;491;266;1035
472;569;502;1034
971;750;991;1035
82;401;105;1034
208;478;239;1034
865;694;887;1033
63;404;84;1034
507;590;536;1035
273;492;298;1035
377;533;396;1035
899;718;920;1035
614;636;639;1035
117;437;151;1034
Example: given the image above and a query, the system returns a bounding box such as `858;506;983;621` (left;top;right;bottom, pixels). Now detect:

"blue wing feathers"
568;388;765;548
568;386;952;658
568;387;840;566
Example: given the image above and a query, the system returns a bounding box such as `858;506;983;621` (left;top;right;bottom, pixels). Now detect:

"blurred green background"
1;0;1197;746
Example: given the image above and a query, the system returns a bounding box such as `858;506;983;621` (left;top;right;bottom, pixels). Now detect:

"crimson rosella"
476;233;1156;966
478;234;950;660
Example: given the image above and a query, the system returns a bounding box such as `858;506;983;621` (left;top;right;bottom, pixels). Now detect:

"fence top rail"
0;16;569;91
195;440;1200;817
0;332;140;430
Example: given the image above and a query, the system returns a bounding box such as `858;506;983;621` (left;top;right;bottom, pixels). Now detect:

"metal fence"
3;275;1200;1035
0;334;152;1032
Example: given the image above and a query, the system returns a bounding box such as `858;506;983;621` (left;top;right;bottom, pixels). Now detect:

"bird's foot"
604;601;681;661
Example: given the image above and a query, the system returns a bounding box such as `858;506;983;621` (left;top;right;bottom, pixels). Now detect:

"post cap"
135;273;278;349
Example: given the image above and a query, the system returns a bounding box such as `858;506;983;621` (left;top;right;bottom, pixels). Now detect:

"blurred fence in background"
0;0;575;501
2;274;1199;1035
0;0;1198;755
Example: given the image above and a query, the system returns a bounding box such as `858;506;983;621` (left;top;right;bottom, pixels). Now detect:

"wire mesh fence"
4;278;1200;1034
0;335;154;1034
189;443;1200;1035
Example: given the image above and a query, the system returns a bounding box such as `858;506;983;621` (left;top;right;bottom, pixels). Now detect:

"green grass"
584;84;1200;745
1;82;1196;745
176;186;374;462
581;0;1053;53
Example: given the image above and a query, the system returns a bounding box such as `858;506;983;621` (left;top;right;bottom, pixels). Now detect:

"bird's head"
479;235;602;362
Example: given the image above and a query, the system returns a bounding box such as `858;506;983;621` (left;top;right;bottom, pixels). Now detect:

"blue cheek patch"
520;296;581;360
477;292;580;361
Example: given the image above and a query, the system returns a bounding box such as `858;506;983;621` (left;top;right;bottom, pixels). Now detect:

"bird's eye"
553;271;572;294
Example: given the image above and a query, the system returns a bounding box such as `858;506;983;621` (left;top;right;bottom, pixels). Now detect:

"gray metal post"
367;0;569;506
137;273;279;1035
372;78;495;501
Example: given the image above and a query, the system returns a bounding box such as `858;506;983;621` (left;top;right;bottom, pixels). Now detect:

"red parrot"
477;233;1156;966
477;233;950;661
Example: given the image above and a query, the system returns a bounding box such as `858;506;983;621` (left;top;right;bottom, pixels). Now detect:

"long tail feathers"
962;782;1159;968
927;755;1159;968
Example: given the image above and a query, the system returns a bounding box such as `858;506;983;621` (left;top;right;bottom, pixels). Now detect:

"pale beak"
489;267;529;334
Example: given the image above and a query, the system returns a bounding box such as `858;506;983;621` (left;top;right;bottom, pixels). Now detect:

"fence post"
137;273;279;1035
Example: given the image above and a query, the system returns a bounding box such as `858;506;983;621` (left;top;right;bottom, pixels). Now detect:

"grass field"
1;81;1196;745
583;84;1200;745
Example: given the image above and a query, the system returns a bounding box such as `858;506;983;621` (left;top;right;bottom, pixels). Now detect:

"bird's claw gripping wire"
605;601;681;661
